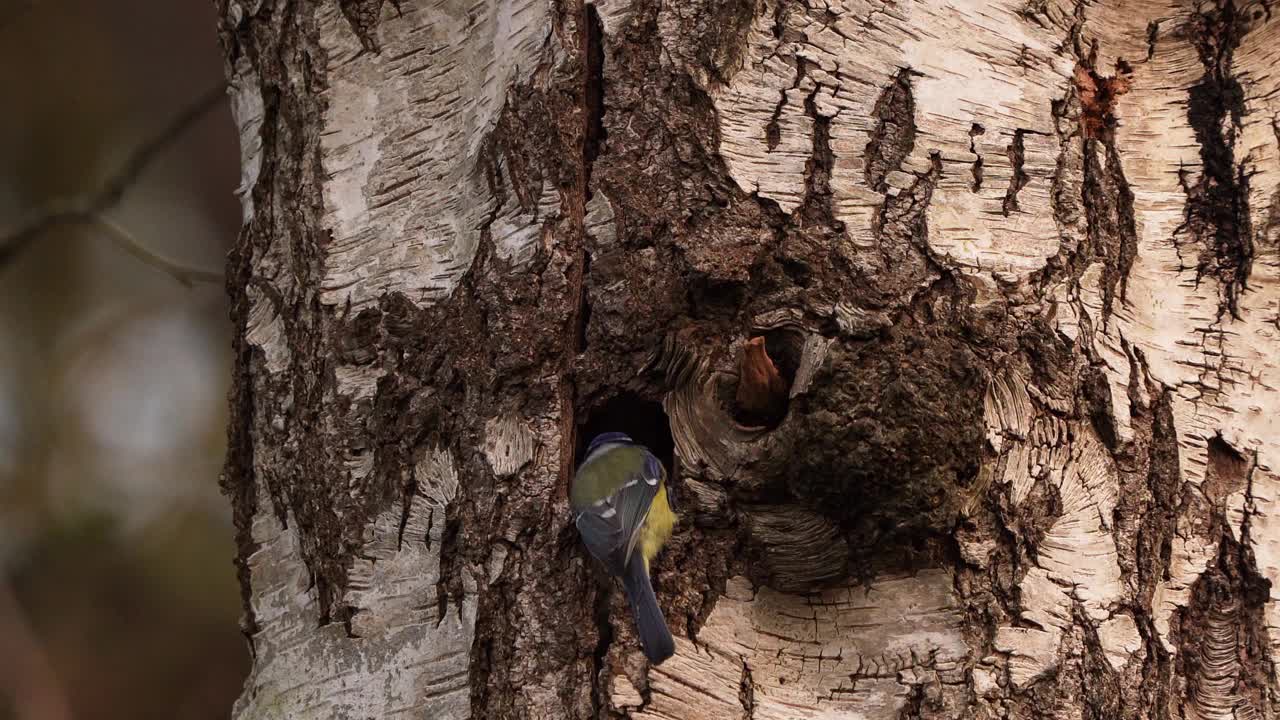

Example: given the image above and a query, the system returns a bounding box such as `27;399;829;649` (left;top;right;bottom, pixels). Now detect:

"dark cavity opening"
761;329;802;381
576;393;675;476
583;4;607;199
728;330;800;429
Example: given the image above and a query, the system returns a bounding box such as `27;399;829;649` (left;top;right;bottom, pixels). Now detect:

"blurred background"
0;1;247;718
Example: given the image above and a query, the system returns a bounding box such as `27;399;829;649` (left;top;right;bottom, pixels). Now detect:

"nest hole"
761;329;802;379
727;330;801;429
576;393;675;476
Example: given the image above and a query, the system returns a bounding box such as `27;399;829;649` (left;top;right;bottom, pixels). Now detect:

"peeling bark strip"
219;0;1280;718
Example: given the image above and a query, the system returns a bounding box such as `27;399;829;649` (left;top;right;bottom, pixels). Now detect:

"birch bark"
218;0;1280;717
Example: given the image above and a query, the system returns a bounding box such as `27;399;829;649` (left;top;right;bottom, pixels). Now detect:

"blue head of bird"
585;431;633;456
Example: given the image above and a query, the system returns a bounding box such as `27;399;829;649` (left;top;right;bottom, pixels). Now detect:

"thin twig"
97;215;222;287
95;84;230;213
0;83;229;285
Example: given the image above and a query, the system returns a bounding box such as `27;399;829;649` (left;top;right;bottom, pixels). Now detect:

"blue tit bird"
572;432;677;664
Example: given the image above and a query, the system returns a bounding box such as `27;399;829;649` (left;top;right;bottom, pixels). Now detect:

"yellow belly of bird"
640;484;676;571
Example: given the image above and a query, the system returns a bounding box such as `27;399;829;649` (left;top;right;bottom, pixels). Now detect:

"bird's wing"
619;450;664;565
574;446;663;574
575;503;628;575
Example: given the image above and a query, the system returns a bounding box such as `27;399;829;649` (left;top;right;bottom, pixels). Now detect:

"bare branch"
95;84;230;213
96;215;222;287
0;83;228;285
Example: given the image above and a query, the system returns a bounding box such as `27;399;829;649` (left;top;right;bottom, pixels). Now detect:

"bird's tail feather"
622;555;675;665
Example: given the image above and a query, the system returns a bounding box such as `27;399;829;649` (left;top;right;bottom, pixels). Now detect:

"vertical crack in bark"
864;67;917;193
1109;352;1177;715
851;66;953;305
584;5;607;196
765;59;805;152
1002;129;1030;215
1180;0;1254;321
560;1;604;495
436;510;461;626
1080;139;1138;323
395;485;413;551
738;657;756;719
1137;385;1179;606
1081;363;1118;449
1051;52;1138;326
1118;351;1222;719
1046;89;1082;273
875;150;946;283
576;2;605;356
798;74;842;230
969;123;985;192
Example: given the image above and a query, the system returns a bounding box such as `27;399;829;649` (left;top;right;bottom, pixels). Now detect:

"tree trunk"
217;0;1280;717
